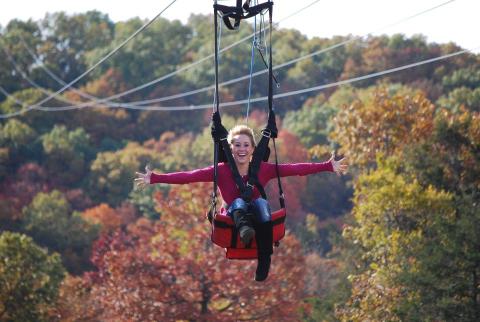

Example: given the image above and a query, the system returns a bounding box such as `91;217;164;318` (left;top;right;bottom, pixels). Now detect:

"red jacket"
150;161;333;205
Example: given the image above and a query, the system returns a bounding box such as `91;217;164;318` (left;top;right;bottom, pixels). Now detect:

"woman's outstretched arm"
269;152;348;178
135;165;214;189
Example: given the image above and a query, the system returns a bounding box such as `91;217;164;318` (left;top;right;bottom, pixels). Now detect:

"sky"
0;0;478;53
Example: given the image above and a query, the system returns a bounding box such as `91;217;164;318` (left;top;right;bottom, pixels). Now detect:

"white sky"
0;0;478;52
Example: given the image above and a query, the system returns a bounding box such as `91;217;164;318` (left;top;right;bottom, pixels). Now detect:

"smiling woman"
134;121;348;282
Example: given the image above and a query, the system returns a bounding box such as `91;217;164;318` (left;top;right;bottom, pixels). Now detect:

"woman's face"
231;134;254;165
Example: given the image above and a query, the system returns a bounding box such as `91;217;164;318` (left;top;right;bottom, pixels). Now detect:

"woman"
135;125;348;282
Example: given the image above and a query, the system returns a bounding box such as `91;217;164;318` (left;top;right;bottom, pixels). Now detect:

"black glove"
211;111;228;142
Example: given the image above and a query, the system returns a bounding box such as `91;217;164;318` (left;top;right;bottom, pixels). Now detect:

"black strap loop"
214;1;272;30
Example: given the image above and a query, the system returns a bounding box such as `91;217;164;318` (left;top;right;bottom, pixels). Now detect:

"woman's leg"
228;198;255;245
251;198;273;282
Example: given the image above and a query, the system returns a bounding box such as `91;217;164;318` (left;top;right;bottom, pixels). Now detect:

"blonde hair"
228;125;256;147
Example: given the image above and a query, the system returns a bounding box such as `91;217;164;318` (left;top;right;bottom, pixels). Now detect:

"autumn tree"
337;157;479;321
0;163;50;230
0;231;65;322
22;190;99;274
41;125;93;186
0;118;38;178
82;202;137;233
331;87;435;167
87;141;162;206
57;184;306;321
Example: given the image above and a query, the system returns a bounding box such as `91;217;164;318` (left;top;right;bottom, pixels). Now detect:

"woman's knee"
252;198;272;223
228;198;248;215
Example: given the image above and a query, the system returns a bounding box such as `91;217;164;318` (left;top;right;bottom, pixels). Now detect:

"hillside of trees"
0;10;479;321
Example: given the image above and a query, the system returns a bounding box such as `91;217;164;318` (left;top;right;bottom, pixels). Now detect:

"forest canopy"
0;9;479;321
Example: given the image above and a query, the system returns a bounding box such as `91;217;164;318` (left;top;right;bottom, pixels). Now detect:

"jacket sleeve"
265;161;334;179
150;166;214;184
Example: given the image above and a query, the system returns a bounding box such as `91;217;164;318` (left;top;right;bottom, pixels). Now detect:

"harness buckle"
261;129;271;138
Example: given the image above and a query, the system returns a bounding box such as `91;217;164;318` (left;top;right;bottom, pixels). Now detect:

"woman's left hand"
134;165;152;189
329;151;348;175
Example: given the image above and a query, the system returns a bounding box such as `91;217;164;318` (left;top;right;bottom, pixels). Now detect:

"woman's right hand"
135;165;152;189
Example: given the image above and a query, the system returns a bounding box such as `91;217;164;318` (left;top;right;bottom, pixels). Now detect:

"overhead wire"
126;0;457;106
82;0;458;109
0;0;461;116
12;0;456;114
2;47;475;115
132;47;478;110
19;37;116;105
0;0;178;118
1;44;90;106
0;0;326;114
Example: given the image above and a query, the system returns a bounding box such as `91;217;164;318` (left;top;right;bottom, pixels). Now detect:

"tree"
437;87;480;113
287;36;349;89
0;119;38;178
82;202;137;233
0;163;50;230
331;88;435;167
22;190;99;274
36;11;114;86
41;125;93;186
87;141;161;206
283;93;338;148
403;107;480;195
337;157;479;321
57;184;306;321
0;231;65;322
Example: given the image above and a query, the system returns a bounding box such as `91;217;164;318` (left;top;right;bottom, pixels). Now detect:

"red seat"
211;208;286;259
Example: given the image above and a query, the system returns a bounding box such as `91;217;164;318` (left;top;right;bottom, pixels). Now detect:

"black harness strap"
215;1;272;30
211;1;283;214
244;4;276;202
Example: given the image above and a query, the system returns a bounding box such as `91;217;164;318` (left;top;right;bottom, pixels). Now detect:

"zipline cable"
16;0;456;113
0;0;459;114
89;0;456;108
121;0;456;106
1;0;325;114
0;0;178;118
2;47;475;116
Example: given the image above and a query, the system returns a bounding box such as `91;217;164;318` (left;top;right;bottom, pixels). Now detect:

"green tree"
442;67;480;91
36;11;114;85
437;87;480;112
88;142;162;206
22;190;99;274
41;125;93;186
0;119;39;177
337;157;479;321
0;231;65;322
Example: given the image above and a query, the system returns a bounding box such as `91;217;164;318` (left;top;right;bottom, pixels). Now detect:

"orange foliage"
82;202;137;233
58;184;306;321
332;88;435;166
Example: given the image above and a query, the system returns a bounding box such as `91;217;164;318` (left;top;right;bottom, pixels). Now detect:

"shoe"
254;255;271;282
233;210;255;245
239;225;255;245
